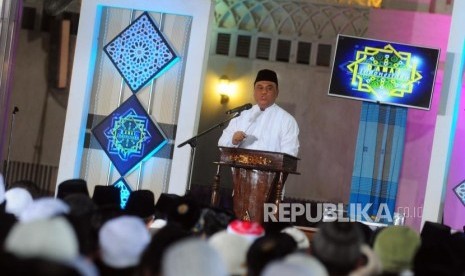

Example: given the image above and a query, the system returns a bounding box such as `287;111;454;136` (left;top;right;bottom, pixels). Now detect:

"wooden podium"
211;147;299;223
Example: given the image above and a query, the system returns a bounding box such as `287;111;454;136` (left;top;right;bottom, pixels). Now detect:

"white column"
57;0;213;197
422;0;465;227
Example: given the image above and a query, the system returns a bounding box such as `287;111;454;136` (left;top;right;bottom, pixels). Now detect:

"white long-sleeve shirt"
218;104;299;157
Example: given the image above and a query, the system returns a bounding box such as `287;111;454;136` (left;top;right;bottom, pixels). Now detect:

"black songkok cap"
125;190;156;219
254;69;278;86
56;178;89;200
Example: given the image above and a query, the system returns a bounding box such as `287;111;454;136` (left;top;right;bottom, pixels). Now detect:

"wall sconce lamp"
218;75;231;104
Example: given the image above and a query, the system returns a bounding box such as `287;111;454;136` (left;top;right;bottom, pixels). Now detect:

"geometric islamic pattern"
453;180;465;207
104;11;178;93
92;95;167;176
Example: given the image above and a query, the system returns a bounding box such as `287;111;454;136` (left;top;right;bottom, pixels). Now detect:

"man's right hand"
232;131;247;145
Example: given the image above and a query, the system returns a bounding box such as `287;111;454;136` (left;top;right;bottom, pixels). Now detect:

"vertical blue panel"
350;102;407;223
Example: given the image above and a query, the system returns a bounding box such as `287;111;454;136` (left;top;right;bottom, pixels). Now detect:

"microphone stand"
177;112;241;194
5;106;18;186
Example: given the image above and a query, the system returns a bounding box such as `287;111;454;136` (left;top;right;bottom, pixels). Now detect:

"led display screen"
328;34;440;110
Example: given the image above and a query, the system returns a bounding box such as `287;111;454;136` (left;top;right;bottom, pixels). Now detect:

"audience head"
98;216;150;269
351;244;383;276
92;185;121;209
125;189;155;224
262;221;292;234
284;253;328;276
420;221;451;247
413;239;457;275
227;219;265;242
64;193;97;217
162;238;228;276
166;195;201;232
139;224;192;276
311;222;363;275
413;221;463;275
197;207;236;237
0;254;81;276
262;261;316;276
281;226;310;251
5;216;79;262
209;230;253;275
353;221;374;245
5;187;33;217
262;254;330;276
8;179;41;198
246;233;297;276
373;225;420;274
64;194;99;257
19;197;70;222
154;193;181;220
56;179;89;200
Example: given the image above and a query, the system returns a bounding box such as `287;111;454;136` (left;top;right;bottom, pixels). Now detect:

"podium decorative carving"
228;154;272;166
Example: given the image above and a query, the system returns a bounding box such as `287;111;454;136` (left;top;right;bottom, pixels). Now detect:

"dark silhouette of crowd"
1;175;465;276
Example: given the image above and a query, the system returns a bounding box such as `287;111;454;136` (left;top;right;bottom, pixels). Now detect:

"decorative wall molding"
214;0;370;38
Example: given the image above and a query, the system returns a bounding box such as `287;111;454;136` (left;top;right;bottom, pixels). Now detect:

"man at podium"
218;69;300;157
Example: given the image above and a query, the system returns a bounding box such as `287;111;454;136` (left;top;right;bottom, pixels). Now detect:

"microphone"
225;103;252;115
13;106;19;114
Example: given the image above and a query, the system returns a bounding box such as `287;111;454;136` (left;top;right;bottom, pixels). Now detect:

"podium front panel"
231;167;281;223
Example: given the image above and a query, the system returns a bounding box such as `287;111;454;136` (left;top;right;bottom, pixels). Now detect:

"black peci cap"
254;69;278;86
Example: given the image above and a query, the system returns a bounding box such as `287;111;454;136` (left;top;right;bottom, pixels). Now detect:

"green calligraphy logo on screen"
104;108;151;161
347;44;422;101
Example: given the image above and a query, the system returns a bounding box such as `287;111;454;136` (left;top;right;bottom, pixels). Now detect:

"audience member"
125;189;156;226
5;216;79;262
92;185;121;209
285;253;329;276
350;245;382;276
64;194;99;257
153;193;181;220
8;179;42;198
5;187;33;217
56;178;90;200
139;224;192;276
162;238;228;276
262;261;317;276
18;197;70;222
196;206;236;237
166;195;201;232
246;233;298;276
354;221;374;245
420;221;451;247
0;254;81;276
97;215;151;275
413;221;464;275
4;176;465;276
311;222;364;275
281;226;310;251
373;225;420;275
227;219;265;242
209;230;253;275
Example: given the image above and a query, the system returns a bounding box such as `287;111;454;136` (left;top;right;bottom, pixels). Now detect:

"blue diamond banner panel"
453;180;465;207
92;95;168;175
113;178;132;209
104;11;179;93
